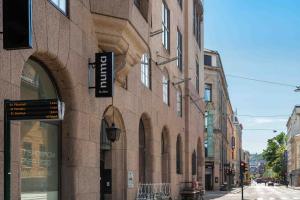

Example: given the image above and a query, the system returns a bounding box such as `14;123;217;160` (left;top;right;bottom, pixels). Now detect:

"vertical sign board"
95;52;114;97
207;111;214;157
4;99;64;200
3;0;33;49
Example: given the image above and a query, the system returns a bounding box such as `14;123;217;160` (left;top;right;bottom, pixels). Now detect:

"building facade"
233;115;243;186
0;0;205;199
203;49;236;190
287;105;300;187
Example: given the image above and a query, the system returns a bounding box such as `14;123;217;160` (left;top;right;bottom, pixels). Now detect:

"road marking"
293;198;300;200
257;198;263;200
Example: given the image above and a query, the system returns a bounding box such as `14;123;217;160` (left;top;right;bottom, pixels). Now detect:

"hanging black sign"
5;99;65;121
95;52;114;97
3;0;33;49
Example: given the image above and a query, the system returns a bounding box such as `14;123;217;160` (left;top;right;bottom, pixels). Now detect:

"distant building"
287;106;300;187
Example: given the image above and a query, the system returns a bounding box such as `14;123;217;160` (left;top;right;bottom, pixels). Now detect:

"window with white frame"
177;29;183;71
176;89;182;117
162;2;170;51
49;0;67;14
163;74;169;105
141;54;150;88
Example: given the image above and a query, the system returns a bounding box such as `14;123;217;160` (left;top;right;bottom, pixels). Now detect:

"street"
204;184;300;200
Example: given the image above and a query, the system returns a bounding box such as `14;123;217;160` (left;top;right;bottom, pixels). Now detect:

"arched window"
162;69;169;105
176;135;183;174
176;88;182;117
101;119;111;150
139;119;146;183
161;127;170;183
141;54;150;88
192;150;197;176
20;59;60;200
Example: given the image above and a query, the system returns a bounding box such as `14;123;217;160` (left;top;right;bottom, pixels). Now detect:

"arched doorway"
101;106;126;200
139;118;146;183
161;126;170;183
138;113;153;183
197;138;204;184
20;59;60;199
176;135;183;175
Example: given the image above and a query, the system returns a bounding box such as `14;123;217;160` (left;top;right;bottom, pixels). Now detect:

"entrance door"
205;174;212;190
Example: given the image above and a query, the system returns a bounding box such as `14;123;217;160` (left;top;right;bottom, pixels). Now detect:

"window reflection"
20;59;59;200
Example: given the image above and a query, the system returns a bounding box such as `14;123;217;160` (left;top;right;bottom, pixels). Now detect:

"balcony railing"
136;183;171;200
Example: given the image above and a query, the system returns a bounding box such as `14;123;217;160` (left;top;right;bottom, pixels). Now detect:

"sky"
204;0;300;154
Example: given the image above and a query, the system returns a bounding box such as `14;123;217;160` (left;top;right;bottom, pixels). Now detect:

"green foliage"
262;132;287;178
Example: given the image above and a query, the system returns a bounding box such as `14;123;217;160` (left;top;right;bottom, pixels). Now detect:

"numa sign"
95;52;114;97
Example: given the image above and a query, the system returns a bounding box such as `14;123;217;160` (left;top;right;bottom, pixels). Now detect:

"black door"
205;174;213;190
100;160;104;200
100;161;112;199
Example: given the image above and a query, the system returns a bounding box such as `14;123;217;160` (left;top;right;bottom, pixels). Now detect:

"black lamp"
106;97;121;143
106;122;121;142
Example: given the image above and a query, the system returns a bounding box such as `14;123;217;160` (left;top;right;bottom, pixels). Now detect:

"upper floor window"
162;2;170;51
176;88;182;117
49;0;67;14
204;55;212;66
193;0;202;48
134;0;149;21
204;111;208;129
141;54;151;88
177;0;183;9
162;73;169;105
205;84;212;102
204;140;208;158
196;60;200;93
177;29;183;71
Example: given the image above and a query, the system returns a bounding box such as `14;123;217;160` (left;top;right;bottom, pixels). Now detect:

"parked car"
268;182;274;186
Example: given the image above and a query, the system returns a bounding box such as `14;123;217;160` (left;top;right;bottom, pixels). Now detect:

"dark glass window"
176;135;183;174
177;29;183;71
162;2;170;51
205;140;208;158
193;0;202;48
196;60;200;93
139;119;146;183
205;84;212;102
204;55;212;66
192;151;197;175
134;0;149;21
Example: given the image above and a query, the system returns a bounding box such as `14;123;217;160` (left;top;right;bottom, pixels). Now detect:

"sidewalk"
288;186;300;190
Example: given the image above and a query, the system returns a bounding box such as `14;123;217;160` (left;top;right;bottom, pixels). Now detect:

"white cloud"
252;118;287;124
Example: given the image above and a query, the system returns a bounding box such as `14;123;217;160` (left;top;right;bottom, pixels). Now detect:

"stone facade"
0;0;205;199
204;49;236;190
287;106;300;187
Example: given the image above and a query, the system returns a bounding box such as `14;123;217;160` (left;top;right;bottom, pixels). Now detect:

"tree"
262;132;287;178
